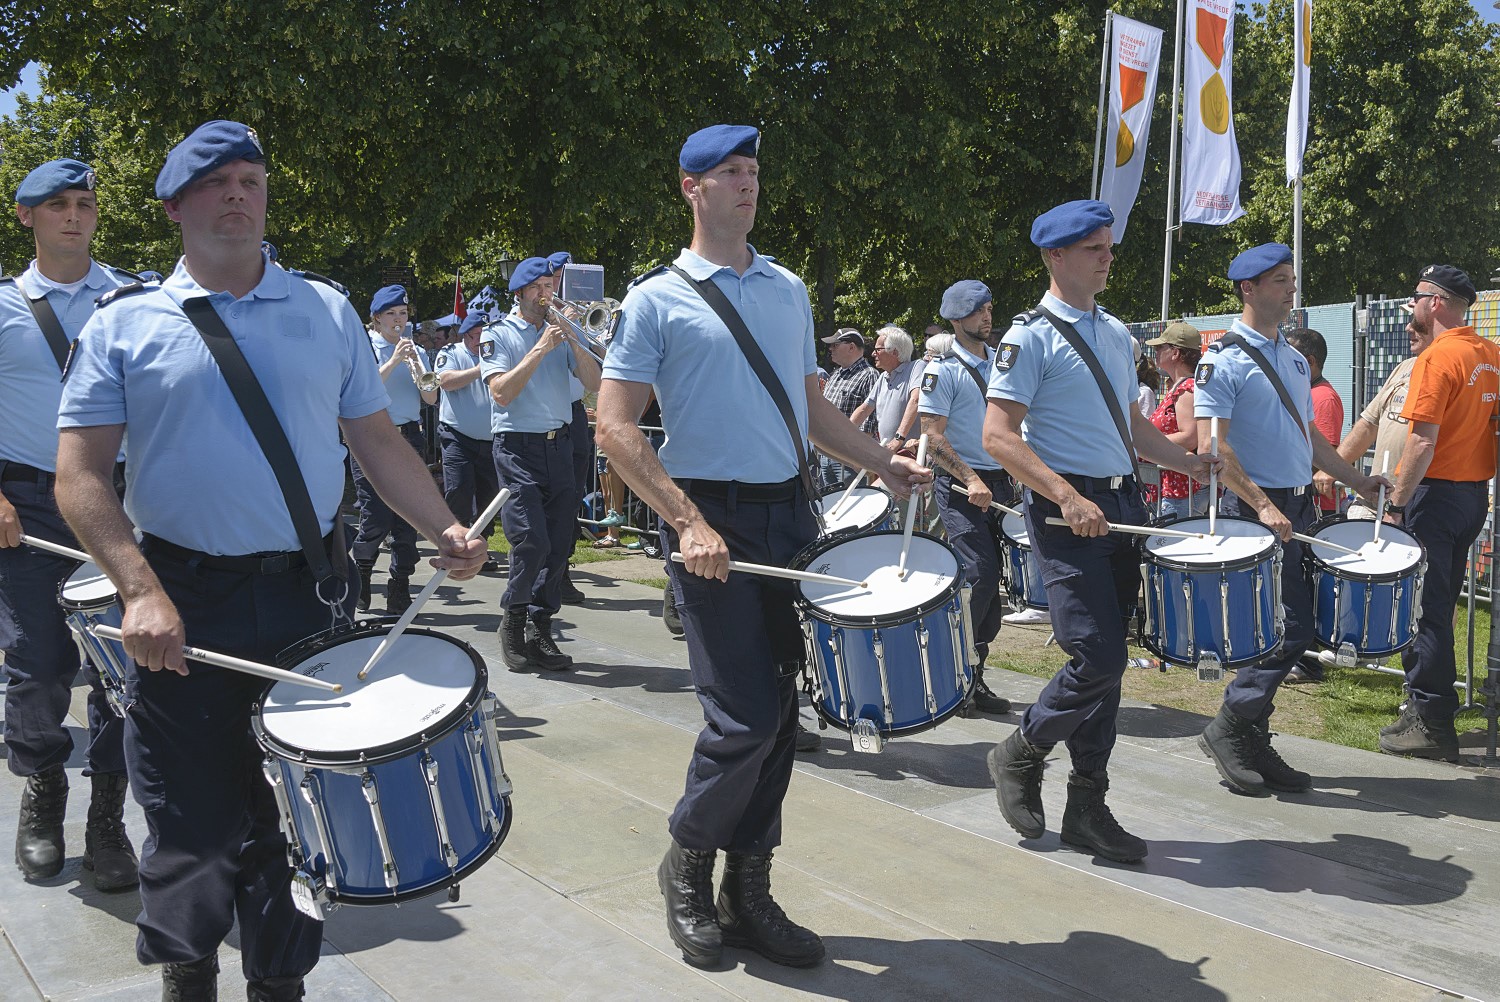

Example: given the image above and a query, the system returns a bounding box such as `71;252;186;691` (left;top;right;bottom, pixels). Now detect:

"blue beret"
547;251;572;270
1030;199;1115;249
507;256;554;293
939;280;993;321
679;125;760;173
139;270;165;284
155;120;266;200
15;158;96;207
369;285;408;316
458;312;489;336
261;241;278;262
1227;243;1294;282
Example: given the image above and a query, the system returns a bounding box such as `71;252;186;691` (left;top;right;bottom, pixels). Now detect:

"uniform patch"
921;372;939;393
281;315;312;340
480;341;495;360
1294;359;1306;374
997;343;1020;372
1195;362;1214;385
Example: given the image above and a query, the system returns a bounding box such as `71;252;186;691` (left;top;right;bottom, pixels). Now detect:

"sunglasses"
1409;292;1445;305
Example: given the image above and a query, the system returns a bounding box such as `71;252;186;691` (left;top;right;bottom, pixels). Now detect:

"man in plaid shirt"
818;328;878;488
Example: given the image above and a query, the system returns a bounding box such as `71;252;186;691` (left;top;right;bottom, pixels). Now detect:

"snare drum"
793;531;975;750
253;625;513;909
815;485;894;538
1139;517;1284;672
1000;511;1047;611
1305;516;1425;660
57;560;129;712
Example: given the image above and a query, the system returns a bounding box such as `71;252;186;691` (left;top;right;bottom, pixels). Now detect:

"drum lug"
298;772;340;901
1196;650;1223;683
1390;579;1402;649
421;753;461;871
1335;642;1357;668
871;631;894;728
916;624;938;719
1272;552;1286;637
481;693;514;799
1182;577;1196;659
1138;562;1154;640
830;630;855;725
465;722;500;834
800;620;824;703
360;770;401;891
262;756;305;871
1252;567;1265;654
957;583;978;668
1360;577;1374;654
1218;573;1233;662
1412;567;1426;634
849;717;885;754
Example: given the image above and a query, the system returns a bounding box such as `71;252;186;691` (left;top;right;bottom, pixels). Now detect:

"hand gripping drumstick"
951;484;1022;518
89;624;342;693
670;552;867;589
896;434;929;579
356;487;511;682
1044;517;1206;541
18;533;93;564
1208;416;1219;537
1373;450;1391;543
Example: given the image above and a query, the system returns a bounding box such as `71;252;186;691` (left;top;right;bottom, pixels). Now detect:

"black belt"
506;427;565;441
675;477;799;502
397;420;421;433
440;424;491;447
1261;484;1309;497
0;462;52;486
1421;477;1488;488
1061;473;1136;493
142;532;334;575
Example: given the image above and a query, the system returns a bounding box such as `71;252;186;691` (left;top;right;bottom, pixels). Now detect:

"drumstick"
951;484;1022;518
828;470;869;519
897;434;928;578
1208;416;1219;537
670;552;867;589
1044;517;1205;541
357;487;511;681
1373;450;1390;542
18;533;92;564
1292;531;1361;556
89;624;342;693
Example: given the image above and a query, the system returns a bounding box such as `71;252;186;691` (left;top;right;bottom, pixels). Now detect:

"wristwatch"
1386;501;1405;515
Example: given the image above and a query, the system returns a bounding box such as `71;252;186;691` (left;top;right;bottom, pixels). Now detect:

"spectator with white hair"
850;324;925;449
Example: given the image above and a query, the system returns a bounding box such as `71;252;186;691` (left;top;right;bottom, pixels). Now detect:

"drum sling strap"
669;265;826;532
179;296;348;596
1216;331;1309;440
1034;305;1137;469
15;283;73;372
948;349;991;399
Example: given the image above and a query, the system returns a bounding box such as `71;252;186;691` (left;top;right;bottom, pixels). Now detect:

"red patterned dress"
1147;376;1205;503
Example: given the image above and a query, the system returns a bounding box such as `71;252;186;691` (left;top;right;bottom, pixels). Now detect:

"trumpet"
400;324;440;392
546;296;620;358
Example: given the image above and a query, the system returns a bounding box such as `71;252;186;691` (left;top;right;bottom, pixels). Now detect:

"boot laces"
531;625;565;658
23;771;68;824
735;860;800;933
1078;785;1129;839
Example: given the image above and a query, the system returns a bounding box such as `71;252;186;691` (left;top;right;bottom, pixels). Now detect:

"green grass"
486;534;644;564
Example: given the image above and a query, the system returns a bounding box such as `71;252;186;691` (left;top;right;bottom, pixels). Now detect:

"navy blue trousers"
1021;480;1146;772
492;429;575;616
351;421;424;576
0;467;124;777
125;545;353;977
1402;479;1488;722
570;399;592;504
663;483;815;852
440;426;501;538
1220;489;1316;722
935;470;1013;657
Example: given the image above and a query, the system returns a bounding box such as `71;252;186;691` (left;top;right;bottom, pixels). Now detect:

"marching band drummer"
435;311;503;559
480;257;601;673
984;199;1219;864
0;158;139;890
595;124;930;971
1191;243;1386;797
918;280;1013;716
352;284;438;615
53;120;485;1002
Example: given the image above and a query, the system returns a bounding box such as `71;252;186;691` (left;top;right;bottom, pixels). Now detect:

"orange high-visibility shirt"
1398;326;1500;481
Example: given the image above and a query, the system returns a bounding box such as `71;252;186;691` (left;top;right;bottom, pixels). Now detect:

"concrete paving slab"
0;933;43;1002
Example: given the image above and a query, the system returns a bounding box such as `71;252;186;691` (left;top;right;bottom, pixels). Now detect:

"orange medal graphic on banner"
1115;64;1148;166
1196;7;1230;135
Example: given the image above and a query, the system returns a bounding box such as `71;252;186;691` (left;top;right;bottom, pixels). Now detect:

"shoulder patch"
1195;362;1214;385
1293;358;1306;375
1013;309;1041;326
628;264;670;289
1207;341;1225;353
996;343;1021;372
290;269;351;298
480;340;495;360
921;372;939;393
96;283;148;308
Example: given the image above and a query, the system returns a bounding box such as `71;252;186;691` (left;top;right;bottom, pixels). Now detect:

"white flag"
1180;0;1245;225
1099;15;1164;244
1286;0;1312;183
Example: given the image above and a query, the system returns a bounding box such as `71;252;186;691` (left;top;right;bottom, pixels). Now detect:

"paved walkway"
2;555;1497;1000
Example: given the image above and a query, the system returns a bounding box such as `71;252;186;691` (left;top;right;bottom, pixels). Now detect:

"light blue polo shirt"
0;261;132;472
369;330;423;425
918;341;1001;471
435;341;493;440
604;247;817;483
478;312;576;434
59;257;390;555
987;291;1136;478
1193;319;1314;488
864;358;924;443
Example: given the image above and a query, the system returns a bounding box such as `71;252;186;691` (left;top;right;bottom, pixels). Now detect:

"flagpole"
1160;0;1186;321
1292;174;1303;308
1092;11;1113;199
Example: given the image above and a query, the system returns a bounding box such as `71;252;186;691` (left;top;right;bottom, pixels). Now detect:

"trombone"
547;297;620;359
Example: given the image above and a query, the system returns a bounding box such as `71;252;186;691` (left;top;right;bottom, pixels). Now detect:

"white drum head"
1001;511;1030;547
817;488;890;534
1313;519;1423;574
800;534;958;618
62;561;117;605
1146;517;1274;563
260;632;479;755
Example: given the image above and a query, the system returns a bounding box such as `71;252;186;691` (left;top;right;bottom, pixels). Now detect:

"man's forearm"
55;440;163;605
439;365;483;390
346;423;461;542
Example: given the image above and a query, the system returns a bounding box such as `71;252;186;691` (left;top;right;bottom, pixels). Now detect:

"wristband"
1386;502;1405;515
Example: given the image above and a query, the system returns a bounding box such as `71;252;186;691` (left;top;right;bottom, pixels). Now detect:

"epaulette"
1013;309;1042;326
97;283;148;308
1207;340;1226;353
102;263;143;283
760;253;778;264
0;275;14;286
628;264;670;289
289;269;351;298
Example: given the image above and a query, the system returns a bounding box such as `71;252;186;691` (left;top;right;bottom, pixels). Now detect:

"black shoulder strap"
668;265;825;531
946;348;991;398
17;283;73;372
1217;331;1308;440
178;296;340;584
1034;304;1136;468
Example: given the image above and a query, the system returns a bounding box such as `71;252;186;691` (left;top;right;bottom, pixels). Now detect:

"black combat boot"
662;583;684;636
161;955;218;1002
1252;716;1313;791
1197;706;1267;795
1059;771;1148;863
969;667;1013;715
717;852;825;968
526;617;573;671
84;773;139;890
1380;701;1419;737
560;569;586;605
355;561;374;613
246;975;305;1001
15;764;68;879
657;841;722;968
986;729;1049;838
500;608;539;672
386;573;412;615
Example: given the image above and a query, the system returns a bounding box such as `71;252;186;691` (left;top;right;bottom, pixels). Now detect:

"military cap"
679;125;760;172
939;280;993;321
15;158;95;207
1030;199;1115;249
369;285;408;316
507;256;554;293
1227;243;1294;282
155;120;266;200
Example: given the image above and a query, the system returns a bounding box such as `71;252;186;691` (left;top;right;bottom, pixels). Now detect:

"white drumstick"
89;624;342;693
1044;517;1205;541
357;487;511;681
1373;450;1390;543
897;434;928;578
1292;531;1360;556
951;484;1021;518
18;533;92;564
670;552;867;589
1208;416;1219;537
828;469;869;519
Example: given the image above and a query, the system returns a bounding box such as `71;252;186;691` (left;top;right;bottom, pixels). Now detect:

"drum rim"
1303;514;1427;582
252;622;489;767
790;529;963;628
1143;514;1279;573
57;560;118;613
815;485;894;536
1000;510;1031;547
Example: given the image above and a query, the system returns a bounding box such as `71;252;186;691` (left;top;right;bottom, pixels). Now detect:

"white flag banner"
1285;0;1312;183
1180;0;1245;225
1099;15;1164;243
